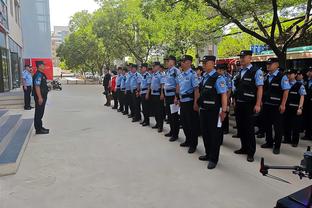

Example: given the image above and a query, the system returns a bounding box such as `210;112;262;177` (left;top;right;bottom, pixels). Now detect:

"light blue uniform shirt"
178;68;199;103
267;69;291;90
22;70;33;86
120;75;126;91
139;72;152;95
240;64;264;86
125;73;132;91
202;69;227;94
116;74;122;89
223;72;232;90
151;71;164;95
290;80;307;96
130;72;140;92
308;79;312;88
164;66;180;96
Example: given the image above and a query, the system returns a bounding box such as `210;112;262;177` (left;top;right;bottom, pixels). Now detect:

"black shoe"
233;126;237;129
207;162;217;169
257;133;265;139
128;115;133;118
24;107;32;110
30;106;34;109
140;121;145;125
165;133;172;137
132;119;140;123
180;142;190;147
282;140;291;144
273;148;280;155
41;127;50;132
232;134;240;138
112;107;118;110
199;155;209;161
142;123;149;127
188;147;196;154
122;112;128;115
36;129;49;135
247;155;254;162
291;143;298;147
158;127;163;133
234;149;247;155
261;143;273;149
152;125;158;129
117;109;122;112
223;130;229;135
169;137;178;142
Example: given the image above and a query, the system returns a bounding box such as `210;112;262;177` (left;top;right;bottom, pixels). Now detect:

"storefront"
0;29;9;93
9;37;22;89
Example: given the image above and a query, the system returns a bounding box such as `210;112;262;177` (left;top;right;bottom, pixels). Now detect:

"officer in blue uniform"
176;55;200;154
130;64;141;122
234;50;264;162
116;67;123;112
146;62;165;132
33;61;49;134
302;66;312;141
125;65;133;117
197;56;228;169
164;55;181;142
261;58;290;155
284;69;306;147
120;67;128;114
139;63;152;126
22;65;33;110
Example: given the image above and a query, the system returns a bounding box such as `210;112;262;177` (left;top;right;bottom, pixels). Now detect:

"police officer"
164;55;181;142
33;61;49;134
197;56;228;169
283;69;306;147
302;66;312;141
125;65;133;117
147;62;165;133
120;67;128;115
261;58;290;154
22;65;33;110
234;50;264;162
116;67;123;112
139;63;152;126
176;55;200;154
130;64;141;122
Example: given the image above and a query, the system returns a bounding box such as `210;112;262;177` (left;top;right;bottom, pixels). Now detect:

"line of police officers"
107;50;312;170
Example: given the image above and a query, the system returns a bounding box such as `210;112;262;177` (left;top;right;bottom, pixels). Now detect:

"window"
9;0;12;15
14;0;20;25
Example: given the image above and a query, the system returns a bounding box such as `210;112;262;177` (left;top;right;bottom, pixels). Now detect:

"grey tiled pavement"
0;85;310;208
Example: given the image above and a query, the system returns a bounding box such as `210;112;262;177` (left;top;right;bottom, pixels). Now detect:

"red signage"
31;58;54;80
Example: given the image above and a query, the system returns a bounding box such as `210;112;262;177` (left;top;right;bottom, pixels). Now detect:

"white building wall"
7;0;22;47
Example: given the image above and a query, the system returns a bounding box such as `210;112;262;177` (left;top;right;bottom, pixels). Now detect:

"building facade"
51;26;69;67
0;0;23;92
21;0;53;80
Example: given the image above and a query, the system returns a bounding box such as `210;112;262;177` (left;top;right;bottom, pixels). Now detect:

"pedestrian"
103;69;111;106
198;56;228;169
139;63;152;126
302;66;312;141
111;70;118;109
164;55;181;142
261;58;290;155
176;55;200;154
233;50;264;162
33;61;49;135
147;62;165;133
283;69;306;147
22;65;33;110
129;64;141;122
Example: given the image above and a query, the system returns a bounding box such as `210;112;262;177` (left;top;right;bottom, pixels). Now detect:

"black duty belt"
117;85;121;88
181;93;194;99
126;90;131;93
152;89;160;93
166;89;175;93
141;88;148;91
121;88;126;91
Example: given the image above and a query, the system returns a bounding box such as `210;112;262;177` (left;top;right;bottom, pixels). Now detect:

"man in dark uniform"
176;55;200;154
139;63;152;126
198;56;228;169
129;64;141;122
103;69;111;106
284;69;306;147
261;58;290;154
234;50;264;162
33;61;49;134
302;66;312;141
164;56;181;142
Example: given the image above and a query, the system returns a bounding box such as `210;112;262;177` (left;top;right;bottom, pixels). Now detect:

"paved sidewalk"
0;85;310;208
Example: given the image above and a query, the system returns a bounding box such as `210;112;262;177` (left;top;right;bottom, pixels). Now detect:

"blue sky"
50;0;100;30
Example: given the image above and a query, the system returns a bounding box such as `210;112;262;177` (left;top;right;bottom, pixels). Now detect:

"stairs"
0;109;33;176
0;90;24;109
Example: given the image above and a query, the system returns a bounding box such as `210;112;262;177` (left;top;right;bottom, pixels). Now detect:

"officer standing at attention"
176;55;200;154
139;63;152;126
33;61;49;135
125;65;133;117
234;50;264;162
147;62;165;133
261;58;290;154
283;69;306;147
116;67;123;112
119;68;127;114
197;56;228;169
302;66;312;141
130;64;141;122
22;65;33;110
164;55;181;142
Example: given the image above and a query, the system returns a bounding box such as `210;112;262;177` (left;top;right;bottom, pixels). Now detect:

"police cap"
167;55;177;62
181;55;193;62
153;61;161;66
200;55;216;63
141;63;148;68
36;61;44;68
266;58;279;64
238;50;253;57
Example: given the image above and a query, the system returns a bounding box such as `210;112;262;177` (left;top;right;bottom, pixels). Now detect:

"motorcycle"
49;79;62;91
